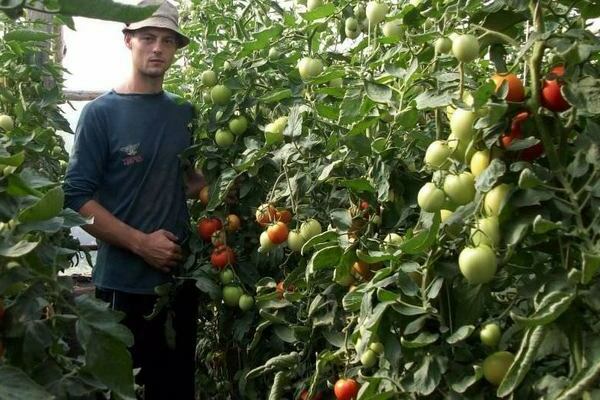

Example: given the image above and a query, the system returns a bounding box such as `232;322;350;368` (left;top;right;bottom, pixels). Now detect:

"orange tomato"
267;221;289;244
492;73;525;102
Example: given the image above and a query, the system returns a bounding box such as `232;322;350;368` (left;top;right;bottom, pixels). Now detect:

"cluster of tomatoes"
256;203;323;254
478;322;515;386
196;186;254;311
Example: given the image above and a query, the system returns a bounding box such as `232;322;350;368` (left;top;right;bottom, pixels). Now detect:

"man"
63;1;203;399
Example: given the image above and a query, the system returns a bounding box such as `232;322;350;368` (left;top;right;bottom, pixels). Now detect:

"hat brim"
123;17;189;48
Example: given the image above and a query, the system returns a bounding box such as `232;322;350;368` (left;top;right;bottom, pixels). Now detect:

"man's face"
125;27;179;78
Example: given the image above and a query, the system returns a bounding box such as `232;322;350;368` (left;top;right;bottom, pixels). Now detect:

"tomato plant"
167;0;600;398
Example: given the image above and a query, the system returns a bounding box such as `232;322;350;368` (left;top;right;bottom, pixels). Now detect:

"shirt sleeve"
63;102;109;212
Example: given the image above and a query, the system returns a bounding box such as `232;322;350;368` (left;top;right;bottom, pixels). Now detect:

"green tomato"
471;216;500;247
452;34;480;63
229;116;248;135
346;28;360;39
417;182;446;213
470;149;490;177
365;1;388;25
369;342;384;354
484;184;511;216
480;323;501;347
211;85;232;105
220;268;234;284
238;294;254;311
450;108;477;141
443;172;475;205
440;209;453;223
383;233;403;251
306;0;322;11
287;230;305;252
300;219;322;240
435;37;452;54
264;123;284;145
345;17;359;31
298;57;324;80
424;140;452;170
215;129;234;147
360;349;378;368
353;3;366;18
382;20;402;39
201;70;217;87
0;114;14;132
458;245;497;284
259;230;275;252
483;351;514;385
222;285;242;307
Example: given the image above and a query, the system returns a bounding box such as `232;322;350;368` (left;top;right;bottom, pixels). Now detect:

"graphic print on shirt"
120;143;144;166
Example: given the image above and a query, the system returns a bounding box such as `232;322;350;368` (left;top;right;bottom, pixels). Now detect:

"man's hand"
135;230;183;273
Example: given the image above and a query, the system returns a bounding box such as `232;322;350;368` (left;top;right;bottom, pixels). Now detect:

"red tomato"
520;142;544;161
541;65;570;112
492;73;525;102
334;378;360;400
501;111;529;148
197;218;223;241
0;298;5;321
276;209;293;224
267;222;289;244
210;245;235;270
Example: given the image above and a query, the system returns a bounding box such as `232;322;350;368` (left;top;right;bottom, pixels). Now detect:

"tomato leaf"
0;365;54;400
497;325;548;397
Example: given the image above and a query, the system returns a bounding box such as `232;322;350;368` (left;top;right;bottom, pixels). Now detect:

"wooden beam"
63;90;105;101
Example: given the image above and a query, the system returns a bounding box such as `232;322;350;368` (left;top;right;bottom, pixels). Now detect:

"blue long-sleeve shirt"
64;90;194;294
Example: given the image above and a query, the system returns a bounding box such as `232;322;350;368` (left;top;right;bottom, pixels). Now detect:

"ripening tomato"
276;209;293;224
334;378;360;400
197;218;223;241
226;214;241;232
199;186;210;205
211;245;236;270
267;221;289;244
352;260;373;280
256;203;277;226
541;65;570;112
492;73;525;102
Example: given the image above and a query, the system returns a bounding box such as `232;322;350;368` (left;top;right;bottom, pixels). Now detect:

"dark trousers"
96;283;199;400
